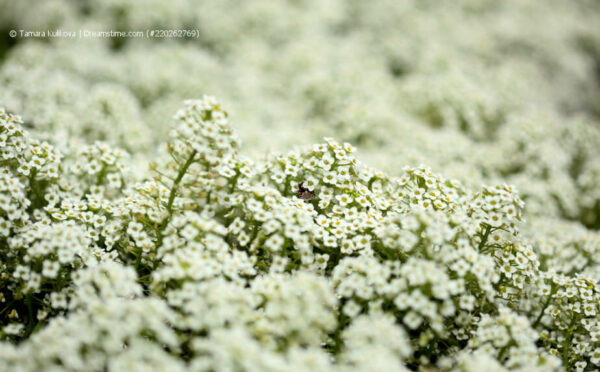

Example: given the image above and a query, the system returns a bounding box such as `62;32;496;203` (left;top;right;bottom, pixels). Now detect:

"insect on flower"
297;182;315;201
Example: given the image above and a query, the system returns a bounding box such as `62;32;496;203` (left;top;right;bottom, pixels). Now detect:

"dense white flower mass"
0;0;600;371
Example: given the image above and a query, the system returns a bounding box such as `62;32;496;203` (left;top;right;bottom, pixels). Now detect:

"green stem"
24;294;37;337
229;172;240;193
563;315;578;372
0;300;15;316
532;283;556;328
165;150;197;215
477;224;492;251
156;150;197;247
96;165;107;186
497;343;510;361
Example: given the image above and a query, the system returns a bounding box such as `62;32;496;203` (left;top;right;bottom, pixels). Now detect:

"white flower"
265;234;284;251
403;311;422;330
343;300;362;318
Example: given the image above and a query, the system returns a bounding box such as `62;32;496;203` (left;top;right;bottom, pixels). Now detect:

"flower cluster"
522;273;600;371
0;0;600;370
462;307;560;371
1;89;600;370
